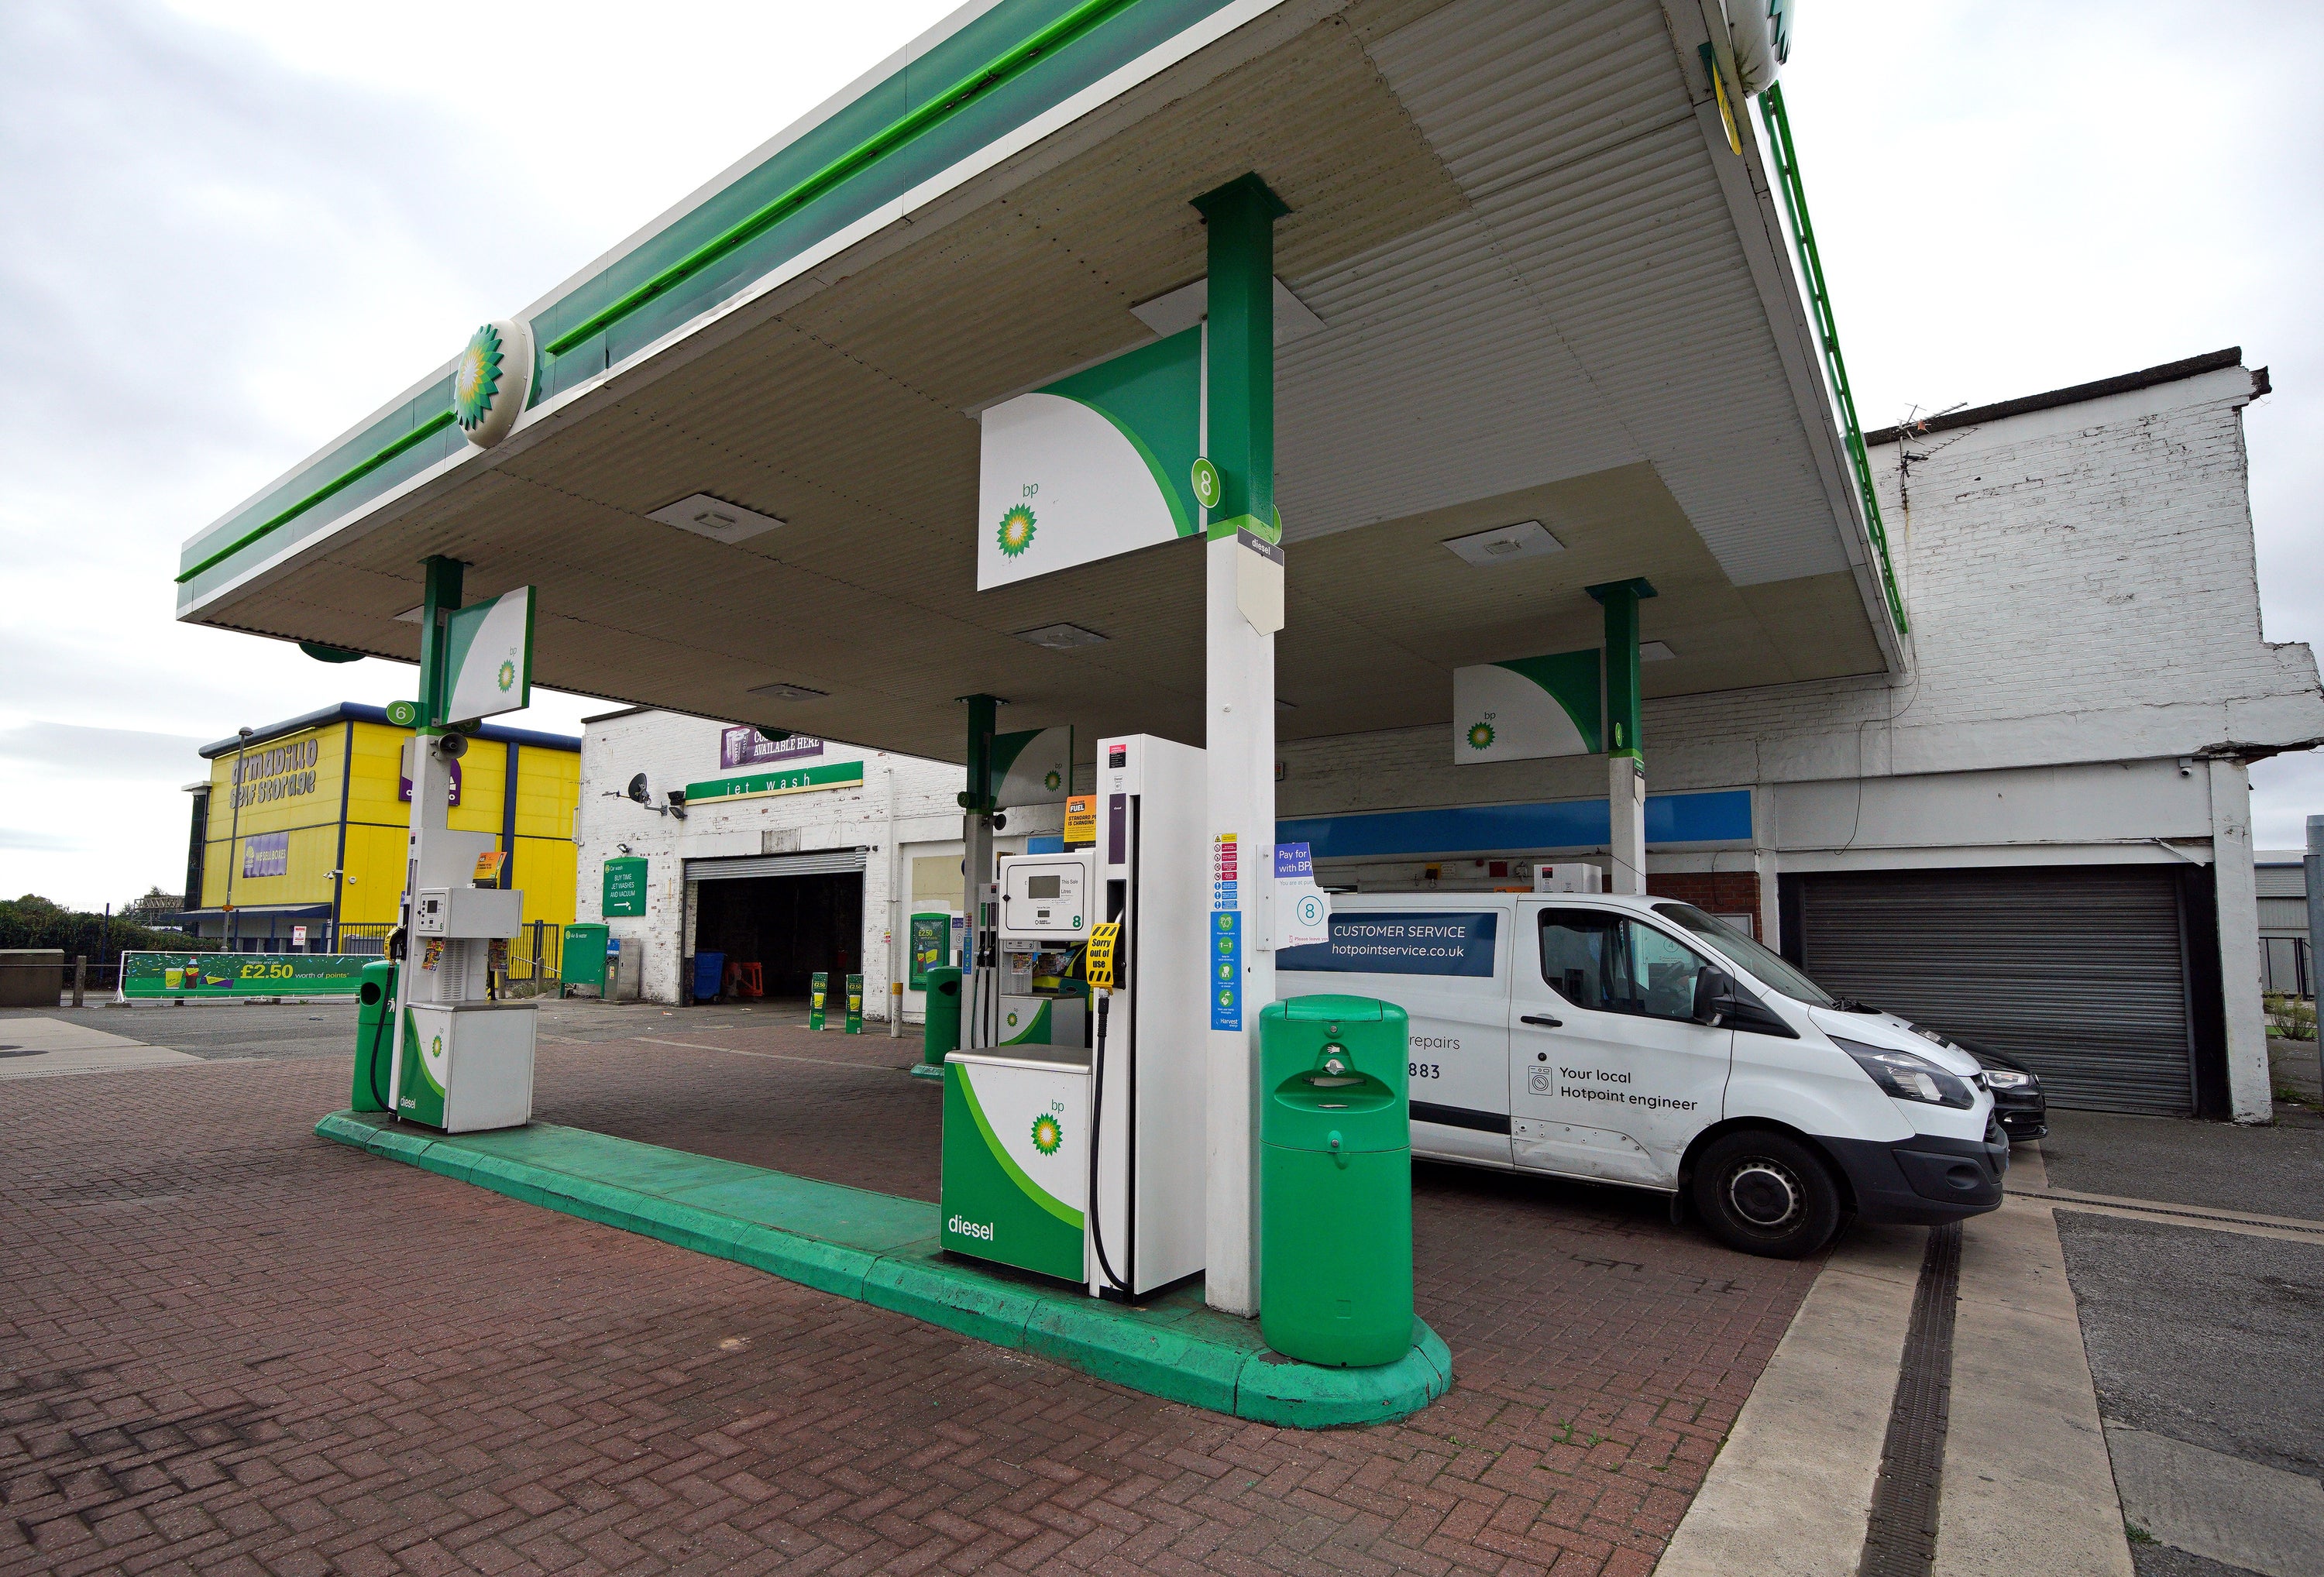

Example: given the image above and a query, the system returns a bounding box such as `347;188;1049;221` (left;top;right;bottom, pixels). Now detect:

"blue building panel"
1277;789;1751;862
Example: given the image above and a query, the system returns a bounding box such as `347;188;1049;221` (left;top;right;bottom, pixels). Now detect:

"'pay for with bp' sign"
1274;842;1330;950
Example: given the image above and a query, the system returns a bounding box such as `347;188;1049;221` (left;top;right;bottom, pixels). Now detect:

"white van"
1276;891;2008;1257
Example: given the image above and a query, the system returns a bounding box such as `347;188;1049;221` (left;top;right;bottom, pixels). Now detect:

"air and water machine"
940;734;1208;1297
387;730;537;1132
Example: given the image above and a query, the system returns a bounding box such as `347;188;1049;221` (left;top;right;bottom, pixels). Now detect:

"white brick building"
1274;350;2321;1121
575;709;1071;1024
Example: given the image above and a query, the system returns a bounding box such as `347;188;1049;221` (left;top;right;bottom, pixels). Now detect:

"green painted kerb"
315;1109;1452;1427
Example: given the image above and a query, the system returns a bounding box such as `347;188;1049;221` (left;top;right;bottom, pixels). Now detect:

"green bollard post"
352;960;397;1113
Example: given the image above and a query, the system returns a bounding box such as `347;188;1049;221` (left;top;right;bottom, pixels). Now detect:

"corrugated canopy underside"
183;0;1888;764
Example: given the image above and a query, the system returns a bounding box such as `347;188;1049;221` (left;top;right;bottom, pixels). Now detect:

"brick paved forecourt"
2;1019;1820;1576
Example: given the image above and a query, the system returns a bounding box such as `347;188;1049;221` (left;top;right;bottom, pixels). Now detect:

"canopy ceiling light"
1013;623;1109;651
747;682;828;701
1440;520;1564;568
648;494;784;545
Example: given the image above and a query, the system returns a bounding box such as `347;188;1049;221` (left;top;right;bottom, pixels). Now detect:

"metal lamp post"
224;726;252;953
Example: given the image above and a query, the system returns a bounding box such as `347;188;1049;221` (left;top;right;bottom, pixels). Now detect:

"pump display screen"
1026;875;1061;899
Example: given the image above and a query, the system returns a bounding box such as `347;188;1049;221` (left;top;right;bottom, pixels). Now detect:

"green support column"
416;555;466;729
1587;578;1656;895
1191;171;1288;1321
1193;174;1290;542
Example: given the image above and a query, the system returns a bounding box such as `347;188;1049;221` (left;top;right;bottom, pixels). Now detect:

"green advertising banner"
119;951;372;1000
808;970;828;1031
909;912;951;990
603;856;648;917
844;972;864;1035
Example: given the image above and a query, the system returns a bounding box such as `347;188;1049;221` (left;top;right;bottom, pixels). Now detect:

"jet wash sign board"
978;329;1201;589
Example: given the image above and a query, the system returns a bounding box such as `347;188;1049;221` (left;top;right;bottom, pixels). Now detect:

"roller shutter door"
1794;866;2193;1115
685;848;867;881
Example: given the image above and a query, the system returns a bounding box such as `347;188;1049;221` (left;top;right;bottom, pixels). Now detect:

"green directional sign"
603;857;648;918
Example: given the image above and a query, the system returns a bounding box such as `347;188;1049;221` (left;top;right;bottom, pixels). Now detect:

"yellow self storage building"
179;703;579;955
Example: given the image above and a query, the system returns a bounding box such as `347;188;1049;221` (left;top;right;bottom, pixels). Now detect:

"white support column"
1608;757;1647;897
1193;171;1287;1320
2209;758;2271;1122
1205;534;1274;1318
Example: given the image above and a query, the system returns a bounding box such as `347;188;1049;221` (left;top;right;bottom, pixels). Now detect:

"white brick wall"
1281;363;2324;826
576;712;968;1008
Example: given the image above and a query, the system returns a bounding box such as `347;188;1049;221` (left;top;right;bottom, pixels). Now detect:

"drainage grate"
1858;1221;1962;1577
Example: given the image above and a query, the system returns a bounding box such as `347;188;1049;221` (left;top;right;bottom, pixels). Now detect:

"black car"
1947;1036;2047;1141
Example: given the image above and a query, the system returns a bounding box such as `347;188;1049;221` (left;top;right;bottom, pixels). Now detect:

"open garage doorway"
687;854;865;1004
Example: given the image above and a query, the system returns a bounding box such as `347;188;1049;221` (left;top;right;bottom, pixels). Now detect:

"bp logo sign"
1030;1113;1063;1156
430;1034;444;1058
454;325;504;431
1467;721;1496;751
1043;769;1061;792
451;318;535;450
997;504;1037;558
497;659;516;693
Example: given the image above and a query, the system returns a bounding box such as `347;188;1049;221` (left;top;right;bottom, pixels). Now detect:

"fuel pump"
388;729;536;1132
938;733;1208;1298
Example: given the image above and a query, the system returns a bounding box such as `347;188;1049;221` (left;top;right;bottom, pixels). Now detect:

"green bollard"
352;960;397;1113
921;966;962;1067
1258;994;1414;1366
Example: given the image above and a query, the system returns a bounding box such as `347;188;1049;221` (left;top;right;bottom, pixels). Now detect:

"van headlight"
1832;1037;1977;1109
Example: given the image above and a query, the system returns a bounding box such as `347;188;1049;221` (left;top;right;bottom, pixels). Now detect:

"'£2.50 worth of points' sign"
977;329;1202;589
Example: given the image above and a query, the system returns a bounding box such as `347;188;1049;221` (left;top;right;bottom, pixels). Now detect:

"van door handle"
1521;1013;1563;1029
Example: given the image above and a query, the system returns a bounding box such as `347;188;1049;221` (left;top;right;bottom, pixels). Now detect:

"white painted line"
1655;1224;1924;1577
1934;1198;2133;1577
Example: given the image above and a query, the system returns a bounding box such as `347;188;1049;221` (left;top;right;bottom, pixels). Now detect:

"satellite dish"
626;772;651;804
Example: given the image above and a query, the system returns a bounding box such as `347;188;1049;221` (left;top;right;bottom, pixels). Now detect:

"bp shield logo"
1030;1113;1063;1156
454;324;504;433
497;659;516;693
1043;769;1061;792
1467;721;1496;751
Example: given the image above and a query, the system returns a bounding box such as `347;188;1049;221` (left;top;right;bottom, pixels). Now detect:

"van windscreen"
1652;902;1836;1006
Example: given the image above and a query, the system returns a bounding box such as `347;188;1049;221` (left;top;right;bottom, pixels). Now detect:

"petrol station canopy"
177;0;1901;761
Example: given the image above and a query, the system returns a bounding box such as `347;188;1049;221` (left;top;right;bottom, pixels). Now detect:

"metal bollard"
72;955;85;1009
890;980;902;1037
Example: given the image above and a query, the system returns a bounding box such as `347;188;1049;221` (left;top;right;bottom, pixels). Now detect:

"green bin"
1259;994;1413;1366
922;966;963;1067
352;960;397;1114
561;923;609;994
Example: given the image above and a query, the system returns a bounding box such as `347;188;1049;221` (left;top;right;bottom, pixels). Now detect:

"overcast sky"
2;1;2318;909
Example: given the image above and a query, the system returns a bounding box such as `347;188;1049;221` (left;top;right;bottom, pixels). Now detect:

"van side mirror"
1693;967;1733;1026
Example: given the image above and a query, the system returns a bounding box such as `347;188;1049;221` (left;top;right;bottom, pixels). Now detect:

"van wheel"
1690;1131;1842;1259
